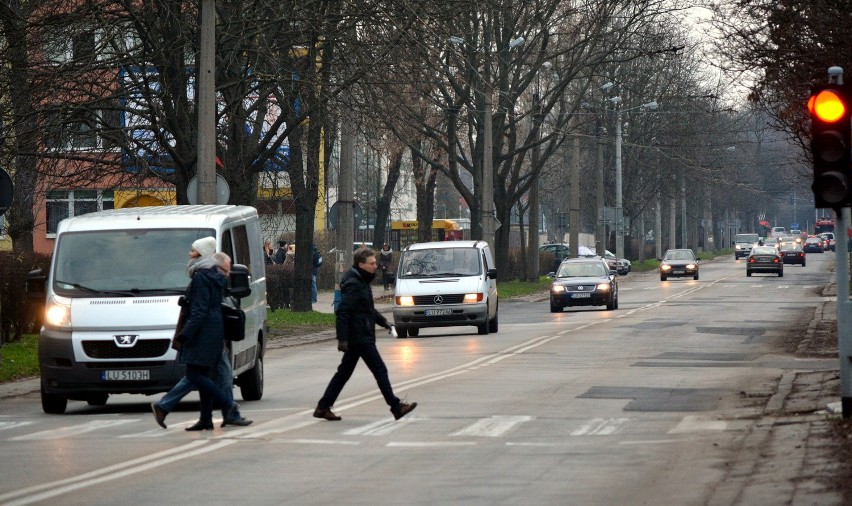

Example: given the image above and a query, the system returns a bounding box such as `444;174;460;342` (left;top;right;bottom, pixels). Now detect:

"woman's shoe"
185;420;214;431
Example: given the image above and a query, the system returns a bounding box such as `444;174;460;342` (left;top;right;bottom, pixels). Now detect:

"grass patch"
499;277;552;298
267;307;337;338
0;334;39;382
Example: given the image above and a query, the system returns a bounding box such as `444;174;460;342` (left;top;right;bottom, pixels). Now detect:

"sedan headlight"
660;264;672;271
686;263;697;270
551;285;566;293
45;296;71;327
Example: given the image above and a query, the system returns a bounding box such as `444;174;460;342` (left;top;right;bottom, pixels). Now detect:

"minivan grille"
412;294;466;305
82;339;171;359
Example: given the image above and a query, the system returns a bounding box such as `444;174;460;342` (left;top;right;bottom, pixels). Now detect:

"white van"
28;205;267;414
392;240;498;338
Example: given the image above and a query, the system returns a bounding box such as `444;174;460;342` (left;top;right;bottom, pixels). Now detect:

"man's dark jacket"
336;266;389;344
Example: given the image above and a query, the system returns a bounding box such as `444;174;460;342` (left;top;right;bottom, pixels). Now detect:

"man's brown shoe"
391;402;417;420
313;407;341;421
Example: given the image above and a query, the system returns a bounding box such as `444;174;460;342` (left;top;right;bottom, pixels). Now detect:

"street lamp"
611;97;658;261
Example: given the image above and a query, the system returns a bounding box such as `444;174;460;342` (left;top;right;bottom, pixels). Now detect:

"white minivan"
28;205;267;414
392;240;498;338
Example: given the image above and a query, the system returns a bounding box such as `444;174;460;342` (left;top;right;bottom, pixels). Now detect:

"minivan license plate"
571;293;592;298
102;370;150;381
425;308;452;316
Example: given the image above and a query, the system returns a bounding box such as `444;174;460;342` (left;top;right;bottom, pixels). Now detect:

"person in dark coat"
175;247;240;431
314;247;417;421
274;240;287;265
378;243;393;291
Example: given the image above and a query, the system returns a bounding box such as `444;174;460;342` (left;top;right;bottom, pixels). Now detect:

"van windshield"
398;247;481;278
735;234;759;243
53;228;215;296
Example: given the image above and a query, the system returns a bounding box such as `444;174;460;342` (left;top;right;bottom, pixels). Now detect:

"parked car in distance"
659;249;699;281
549;257;618;312
778;242;806;266
747;245;784;277
539;243;569;273
733;233;760;259
803;236;825;253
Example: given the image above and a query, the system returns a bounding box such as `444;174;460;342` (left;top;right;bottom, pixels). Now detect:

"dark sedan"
659;249;699;281
747;246;783;277
778;242;806;266
803;237;824;253
550;258;618;312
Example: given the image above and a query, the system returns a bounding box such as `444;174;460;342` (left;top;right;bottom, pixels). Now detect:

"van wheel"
396;327;408;338
238;348;264;401
477;322;489;335
41;382;67;414
488;312;498;333
87;394;108;406
408;327;419;337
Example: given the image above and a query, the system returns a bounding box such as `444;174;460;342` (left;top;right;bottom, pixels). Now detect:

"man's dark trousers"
318;342;400;410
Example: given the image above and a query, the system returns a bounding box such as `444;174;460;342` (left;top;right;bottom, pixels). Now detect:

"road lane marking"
0;421;34;432
0;440;216;505
277;439;360;446
450;415;533;437
386;441;477;447
9;419;138;441
570;418;630;436
668;415;728;434
344;417;415;436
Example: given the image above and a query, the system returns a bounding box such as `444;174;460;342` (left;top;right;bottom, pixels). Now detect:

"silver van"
28;205;267;414
392;240;498;338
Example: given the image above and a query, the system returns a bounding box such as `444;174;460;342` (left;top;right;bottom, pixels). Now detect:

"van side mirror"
27;269;46;301
486;268;497;280
228;264;252;299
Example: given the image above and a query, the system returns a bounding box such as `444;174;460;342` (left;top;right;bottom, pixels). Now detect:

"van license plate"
102;370;150;381
425;309;452;316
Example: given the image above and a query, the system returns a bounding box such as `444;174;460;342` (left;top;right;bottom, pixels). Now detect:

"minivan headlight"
45;296;71;327
463;293;483;303
396;295;415;306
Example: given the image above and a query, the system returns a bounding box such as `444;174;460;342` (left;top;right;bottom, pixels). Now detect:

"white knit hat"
192;237;216;257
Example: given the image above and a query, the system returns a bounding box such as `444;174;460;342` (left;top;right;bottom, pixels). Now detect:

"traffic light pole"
837;207;852;417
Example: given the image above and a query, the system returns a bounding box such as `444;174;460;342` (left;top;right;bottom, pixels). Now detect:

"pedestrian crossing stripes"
0;414;733;442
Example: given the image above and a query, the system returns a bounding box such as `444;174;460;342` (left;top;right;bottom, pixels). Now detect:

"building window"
46;190;114;235
43;107;120;152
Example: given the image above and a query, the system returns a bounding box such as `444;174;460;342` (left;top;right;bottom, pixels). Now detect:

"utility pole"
482;93;495;250
569;133;580;259
527;95;541;281
197;0;216;205
596;120;605;257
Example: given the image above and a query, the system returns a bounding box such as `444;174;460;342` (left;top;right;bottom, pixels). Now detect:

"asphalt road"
0;251;841;505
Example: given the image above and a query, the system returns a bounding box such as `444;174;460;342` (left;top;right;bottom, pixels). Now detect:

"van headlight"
396;295;415;307
463;293;483;303
45;296;71;327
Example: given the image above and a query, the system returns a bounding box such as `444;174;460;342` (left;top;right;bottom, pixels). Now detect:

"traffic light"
808;85;852;208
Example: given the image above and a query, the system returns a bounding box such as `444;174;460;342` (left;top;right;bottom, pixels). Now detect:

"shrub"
0;251;51;345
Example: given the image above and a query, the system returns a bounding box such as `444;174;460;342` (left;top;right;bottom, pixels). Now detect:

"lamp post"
610;97;658;260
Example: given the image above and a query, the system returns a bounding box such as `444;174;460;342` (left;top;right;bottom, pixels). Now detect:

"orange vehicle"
390;219;463;250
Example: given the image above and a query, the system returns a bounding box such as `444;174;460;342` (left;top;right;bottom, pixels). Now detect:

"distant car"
659;249;699;281
747;246;783;277
549;257;618;312
603;250;630;275
733;233;760;259
803;237;824;253
818;232;835;251
770;226;786;238
540;243;569;273
778;242;806;266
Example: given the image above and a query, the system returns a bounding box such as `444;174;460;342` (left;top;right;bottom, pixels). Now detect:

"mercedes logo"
434;295;444;304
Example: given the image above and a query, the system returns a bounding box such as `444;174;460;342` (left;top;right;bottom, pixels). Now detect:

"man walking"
314;247;416;421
